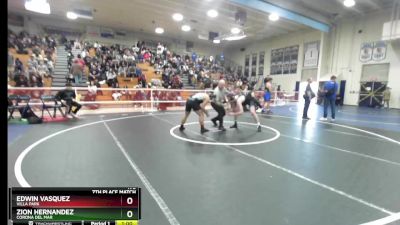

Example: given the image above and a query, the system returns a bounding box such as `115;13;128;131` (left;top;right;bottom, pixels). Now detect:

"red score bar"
13;195;139;208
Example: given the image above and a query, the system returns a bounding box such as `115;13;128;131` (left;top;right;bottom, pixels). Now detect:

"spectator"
106;67;117;87
70;58;84;84
13;71;28;87
15;58;24;72
383;87;391;109
320;75;338;121
37;60;49;79
46;59;54;77
8;51;14;79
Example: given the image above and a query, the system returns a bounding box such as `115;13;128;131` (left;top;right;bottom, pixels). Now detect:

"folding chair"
40;95;66;119
8;95;30;120
8;95;19;120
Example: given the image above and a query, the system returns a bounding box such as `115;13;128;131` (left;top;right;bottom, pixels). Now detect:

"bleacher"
8;47;54;87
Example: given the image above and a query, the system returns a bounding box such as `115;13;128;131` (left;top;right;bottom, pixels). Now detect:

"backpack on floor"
19;106;43;124
27;116;43;124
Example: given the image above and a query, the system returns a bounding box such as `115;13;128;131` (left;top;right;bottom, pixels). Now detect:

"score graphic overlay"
9;187;141;225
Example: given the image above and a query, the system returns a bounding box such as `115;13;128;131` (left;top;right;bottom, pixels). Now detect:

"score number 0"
126;197;134;218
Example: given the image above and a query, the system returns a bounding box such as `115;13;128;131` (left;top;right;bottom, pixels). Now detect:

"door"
358;82;387;107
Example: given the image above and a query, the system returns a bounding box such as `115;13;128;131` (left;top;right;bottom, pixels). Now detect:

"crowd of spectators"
8;30;256;102
63;39;250;90
8;30;57;88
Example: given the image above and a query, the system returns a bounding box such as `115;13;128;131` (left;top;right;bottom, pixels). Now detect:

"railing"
8;87;299;115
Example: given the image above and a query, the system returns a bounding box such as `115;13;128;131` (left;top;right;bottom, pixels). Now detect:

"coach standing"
302;78;315;120
211;80;228;131
320;75;338;122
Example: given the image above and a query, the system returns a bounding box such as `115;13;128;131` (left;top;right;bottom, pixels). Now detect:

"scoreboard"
9;188;141;225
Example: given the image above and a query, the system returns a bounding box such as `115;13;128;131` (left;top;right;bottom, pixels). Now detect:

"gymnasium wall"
224;29;321;92
326;9;400;109
224;8;400;109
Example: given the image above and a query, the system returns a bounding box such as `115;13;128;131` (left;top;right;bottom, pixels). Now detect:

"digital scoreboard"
9;188;141;225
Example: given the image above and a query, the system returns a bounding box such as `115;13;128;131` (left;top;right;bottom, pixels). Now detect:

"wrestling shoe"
218;126;226;131
179;125;185;131
257;125;261;132
211;118;218;127
71;113;79;119
230;122;238;129
201;128;210;134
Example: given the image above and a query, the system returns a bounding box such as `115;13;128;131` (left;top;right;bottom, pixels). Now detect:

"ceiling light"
172;13;183;21
213;39;220;44
181;25;191;32
66;11;78;20
24;0;51;14
155;27;164;34
224;35;247;41
343;0;356;7
269;13;279;21
207;9;218;18
231;27;241;34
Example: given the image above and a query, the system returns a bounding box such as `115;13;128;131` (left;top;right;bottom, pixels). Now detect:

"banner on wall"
290;45;299;74
303;41;320;67
360;41;387;62
251;53;257;76
259;52;265;76
359;42;374;62
372;41;387;61
244;55;250;77
270;45;298;75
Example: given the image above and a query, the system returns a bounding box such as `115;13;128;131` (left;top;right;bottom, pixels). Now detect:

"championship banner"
270;45;298;75
303;41;320;67
244;55;250;77
372;41;387;61
290;45;299;74
283;47;291;74
259;52;265;76
360;42;373;62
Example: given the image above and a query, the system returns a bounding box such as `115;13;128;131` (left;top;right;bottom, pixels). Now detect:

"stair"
52;46;87;87
181;75;195;89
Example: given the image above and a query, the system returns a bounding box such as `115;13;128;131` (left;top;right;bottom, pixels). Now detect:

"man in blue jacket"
320;75;338;121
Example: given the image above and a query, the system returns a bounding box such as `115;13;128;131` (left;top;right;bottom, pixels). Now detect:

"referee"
211;80;228;131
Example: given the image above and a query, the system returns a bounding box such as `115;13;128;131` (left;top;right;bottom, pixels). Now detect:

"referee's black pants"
211;102;225;127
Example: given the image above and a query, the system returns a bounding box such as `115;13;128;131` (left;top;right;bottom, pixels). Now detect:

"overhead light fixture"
231;27;241;34
172;13;183;21
269;13;279;21
66;11;78;20
155;27;164;34
224;35;247;41
24;0;51;14
213;39;221;44
207;9;218;18
343;0;356;7
181;25;191;32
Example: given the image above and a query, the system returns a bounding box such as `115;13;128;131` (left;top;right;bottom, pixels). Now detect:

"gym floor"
8;105;400;225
